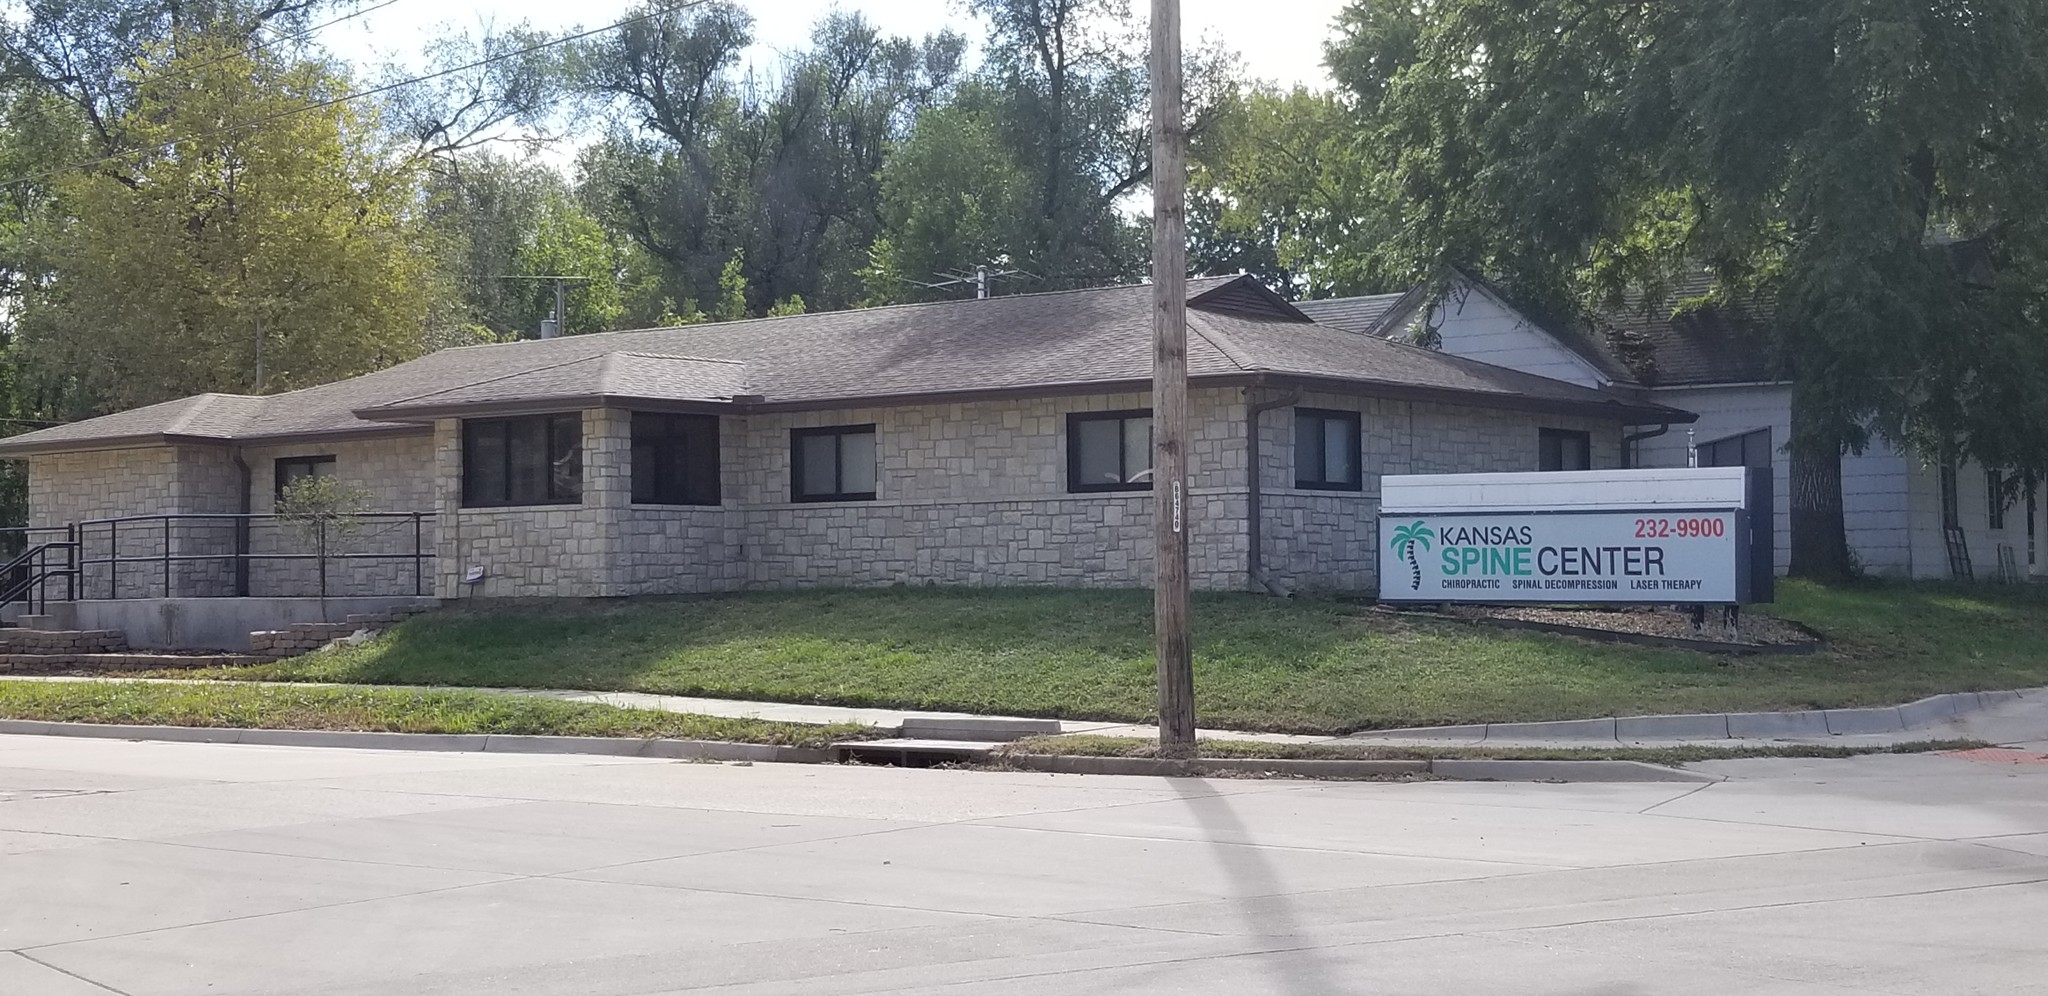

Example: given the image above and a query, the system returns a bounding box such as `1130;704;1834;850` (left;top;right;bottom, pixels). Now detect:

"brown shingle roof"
0;276;1689;456
1594;271;1782;387
1292;293;1408;334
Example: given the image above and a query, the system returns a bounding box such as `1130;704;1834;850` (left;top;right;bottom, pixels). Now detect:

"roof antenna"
911;261;1038;299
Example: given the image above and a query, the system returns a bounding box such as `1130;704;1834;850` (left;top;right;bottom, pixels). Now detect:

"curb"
1354;688;2039;743
0;720;833;764
995;753;1719;783
0;720;1721;782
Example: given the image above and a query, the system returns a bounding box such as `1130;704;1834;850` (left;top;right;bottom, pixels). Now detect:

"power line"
0;0;407;102
0;0;710;192
150;0;412;89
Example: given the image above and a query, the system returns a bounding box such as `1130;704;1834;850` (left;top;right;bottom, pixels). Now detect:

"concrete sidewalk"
6;674;2047;751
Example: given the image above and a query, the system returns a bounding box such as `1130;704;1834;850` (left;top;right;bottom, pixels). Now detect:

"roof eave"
355;394;743;423
1244;373;1697;426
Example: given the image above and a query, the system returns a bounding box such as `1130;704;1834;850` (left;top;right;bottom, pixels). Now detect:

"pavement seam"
6;950;133;995
1634;780;1717;815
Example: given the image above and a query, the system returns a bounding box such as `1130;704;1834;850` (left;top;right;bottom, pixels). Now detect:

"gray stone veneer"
25;386;1631;599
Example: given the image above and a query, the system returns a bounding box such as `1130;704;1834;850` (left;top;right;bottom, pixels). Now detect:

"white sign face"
1378;510;1744;604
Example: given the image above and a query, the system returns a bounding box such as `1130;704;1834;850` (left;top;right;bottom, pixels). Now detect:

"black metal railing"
67;512;432;601
0;532;79;616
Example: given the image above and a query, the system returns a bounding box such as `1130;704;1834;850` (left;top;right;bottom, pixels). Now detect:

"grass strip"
0;680;869;748
994;734;1993;766
141;580;2048;735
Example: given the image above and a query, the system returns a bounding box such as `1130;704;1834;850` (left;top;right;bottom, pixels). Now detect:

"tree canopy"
1324;0;2048;577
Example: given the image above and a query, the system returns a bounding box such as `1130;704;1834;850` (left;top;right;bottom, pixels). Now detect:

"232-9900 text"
1633;517;1726;539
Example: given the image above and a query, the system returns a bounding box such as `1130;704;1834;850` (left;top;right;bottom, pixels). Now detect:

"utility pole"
1150;0;1196;757
554;278;568;335
976;264;989;300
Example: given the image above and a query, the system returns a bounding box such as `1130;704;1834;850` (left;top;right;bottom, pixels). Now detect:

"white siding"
1904;457;2035;581
1841;438;1912;577
1419;285;1611;388
1634;385;1796;575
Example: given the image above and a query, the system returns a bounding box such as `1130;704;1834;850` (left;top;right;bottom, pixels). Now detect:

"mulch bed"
1442;604;1822;649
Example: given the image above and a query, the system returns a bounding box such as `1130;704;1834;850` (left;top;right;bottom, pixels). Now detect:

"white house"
1298;268;2044;581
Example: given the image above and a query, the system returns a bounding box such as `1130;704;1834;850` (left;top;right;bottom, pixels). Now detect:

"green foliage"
274;474;374;547
19;33;445;407
1325;0;2048;477
1189;86;1396;297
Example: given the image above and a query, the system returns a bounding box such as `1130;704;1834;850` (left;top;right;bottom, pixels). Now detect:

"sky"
319;0;1355;91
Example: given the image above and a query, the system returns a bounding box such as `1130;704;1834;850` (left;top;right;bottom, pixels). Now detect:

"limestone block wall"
27;447;178;600
24;387;1639;602
1252;390;1627;591
242;434;437;598
729;389;1250;590
436;409;631;599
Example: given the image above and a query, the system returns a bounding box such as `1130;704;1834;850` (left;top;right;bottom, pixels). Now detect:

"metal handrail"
0;538;79;616
68;511;432;601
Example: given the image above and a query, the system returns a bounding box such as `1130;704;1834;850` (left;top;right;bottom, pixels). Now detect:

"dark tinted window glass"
791;425;878;501
1294;409;1361;490
1539;428;1592;471
632;413;720;506
463;415;582;507
1067;411;1152;492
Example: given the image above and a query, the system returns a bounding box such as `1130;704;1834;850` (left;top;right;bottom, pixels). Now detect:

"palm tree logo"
1388;521;1435;591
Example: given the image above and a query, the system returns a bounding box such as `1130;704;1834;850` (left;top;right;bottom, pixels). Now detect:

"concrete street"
2;735;2045;995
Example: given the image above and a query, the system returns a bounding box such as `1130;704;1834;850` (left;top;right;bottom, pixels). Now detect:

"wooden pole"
1150;0;1196;757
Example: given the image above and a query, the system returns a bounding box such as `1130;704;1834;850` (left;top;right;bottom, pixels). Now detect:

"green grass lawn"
153;579;2048;735
0;680;866;746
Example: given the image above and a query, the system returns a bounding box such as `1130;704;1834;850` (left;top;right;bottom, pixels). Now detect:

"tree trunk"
1787;435;1853;581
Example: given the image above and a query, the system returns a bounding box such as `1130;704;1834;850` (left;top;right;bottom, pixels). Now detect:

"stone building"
0;276;1688;609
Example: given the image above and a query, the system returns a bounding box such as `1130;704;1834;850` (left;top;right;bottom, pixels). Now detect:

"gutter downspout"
230;448;252;597
1245;388;1302;595
1620;423;1671;469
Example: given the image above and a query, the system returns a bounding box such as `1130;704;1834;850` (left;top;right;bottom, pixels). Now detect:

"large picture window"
274;455;335;499
791;424;877;502
463;414;583;507
633;413;721;506
1068;410;1152;492
1294;408;1362;491
1539;428;1592;472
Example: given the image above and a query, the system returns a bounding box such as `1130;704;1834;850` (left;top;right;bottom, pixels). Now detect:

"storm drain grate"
1940;748;2048;767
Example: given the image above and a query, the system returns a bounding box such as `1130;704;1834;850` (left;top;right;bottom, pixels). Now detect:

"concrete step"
833;738;996;765
897;717;1062;742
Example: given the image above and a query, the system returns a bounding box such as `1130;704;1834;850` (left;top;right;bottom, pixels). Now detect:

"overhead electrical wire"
0;0;710;192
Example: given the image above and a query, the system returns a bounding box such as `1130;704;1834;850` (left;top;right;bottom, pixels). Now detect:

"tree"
576;3;963;315
20;33;446;407
1329;0;2048;579
1189;86;1393;297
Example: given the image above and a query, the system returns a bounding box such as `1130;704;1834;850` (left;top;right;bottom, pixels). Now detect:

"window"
791;424;877;502
1294;408;1362;491
1697;428;1773;470
463;414;583;507
1067;410;1152;492
632;413;720;506
1538;428;1592;472
1940;463;1960;529
1988;468;2007;531
273;455;335;499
